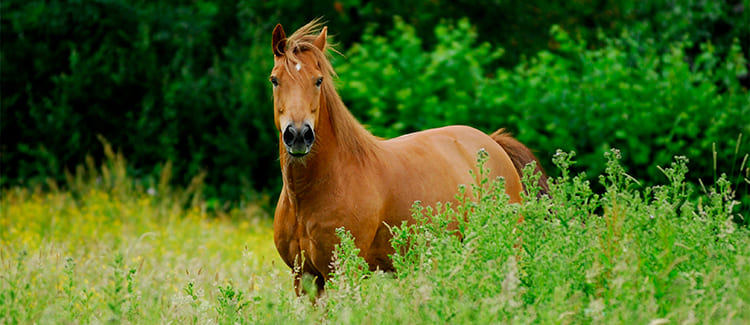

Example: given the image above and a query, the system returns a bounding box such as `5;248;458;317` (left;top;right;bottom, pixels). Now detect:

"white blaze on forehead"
295;63;301;71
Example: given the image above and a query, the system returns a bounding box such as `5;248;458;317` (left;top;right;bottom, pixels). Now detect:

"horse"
269;19;549;295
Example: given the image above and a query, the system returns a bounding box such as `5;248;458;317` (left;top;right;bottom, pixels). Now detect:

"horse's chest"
275;208;340;276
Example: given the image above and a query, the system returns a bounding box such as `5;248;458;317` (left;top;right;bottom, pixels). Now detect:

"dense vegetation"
2;2;749;322
1;151;747;323
2;0;748;205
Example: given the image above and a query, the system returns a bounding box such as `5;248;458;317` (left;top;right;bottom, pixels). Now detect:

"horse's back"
380;125;524;209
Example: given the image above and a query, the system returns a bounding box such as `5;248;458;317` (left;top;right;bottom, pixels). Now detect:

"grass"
1;147;749;324
0;144;288;324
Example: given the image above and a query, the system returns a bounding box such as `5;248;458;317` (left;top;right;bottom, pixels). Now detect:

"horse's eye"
315;77;323;87
270;76;279;87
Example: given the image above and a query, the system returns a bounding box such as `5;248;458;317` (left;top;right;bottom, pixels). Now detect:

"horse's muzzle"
283;123;315;157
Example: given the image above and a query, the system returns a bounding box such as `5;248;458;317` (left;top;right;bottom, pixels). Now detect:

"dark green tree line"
2;0;748;203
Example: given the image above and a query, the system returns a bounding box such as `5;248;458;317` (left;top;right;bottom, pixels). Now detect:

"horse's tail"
490;129;550;197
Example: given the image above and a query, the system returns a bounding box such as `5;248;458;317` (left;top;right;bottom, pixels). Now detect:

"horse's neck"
282;94;377;202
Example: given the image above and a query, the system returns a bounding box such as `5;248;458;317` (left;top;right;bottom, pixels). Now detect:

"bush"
335;17;749;213
495;26;748;186
2;1;748;205
1;0;333;201
334;17;502;137
308;151;750;323
2;147;748;323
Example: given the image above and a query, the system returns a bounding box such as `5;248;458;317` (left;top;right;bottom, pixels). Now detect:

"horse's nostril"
302;125;315;144
283;126;296;146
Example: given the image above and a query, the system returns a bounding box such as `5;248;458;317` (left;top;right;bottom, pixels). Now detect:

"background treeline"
2;0;749;206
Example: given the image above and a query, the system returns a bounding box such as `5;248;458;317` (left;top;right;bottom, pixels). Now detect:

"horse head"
270;22;330;158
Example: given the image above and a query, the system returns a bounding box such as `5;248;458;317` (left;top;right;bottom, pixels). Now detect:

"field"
3;1;749;324
1;149;749;324
0;151;288;323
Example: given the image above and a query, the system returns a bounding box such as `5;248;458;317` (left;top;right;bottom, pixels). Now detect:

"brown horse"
270;20;548;295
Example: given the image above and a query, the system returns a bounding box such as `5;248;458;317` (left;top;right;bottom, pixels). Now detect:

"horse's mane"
282;19;382;161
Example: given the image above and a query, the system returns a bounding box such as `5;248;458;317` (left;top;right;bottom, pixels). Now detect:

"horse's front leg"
291;249;328;298
293;270;326;298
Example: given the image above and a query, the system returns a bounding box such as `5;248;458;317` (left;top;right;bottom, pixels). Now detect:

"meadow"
2;146;748;324
3;2;749;323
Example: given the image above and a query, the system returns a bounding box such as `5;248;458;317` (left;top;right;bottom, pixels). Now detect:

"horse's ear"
272;24;286;57
313;26;327;51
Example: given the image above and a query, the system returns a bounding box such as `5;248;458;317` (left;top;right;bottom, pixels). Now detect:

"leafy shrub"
2;148;748;323
335;17;502;137
331;0;749;70
301;150;750;323
2;1;748;205
493;26;748;182
335;17;749;213
1;0;288;201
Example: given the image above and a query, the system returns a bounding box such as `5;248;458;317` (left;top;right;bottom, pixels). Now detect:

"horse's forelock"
280;47;335;81
280;20;337;81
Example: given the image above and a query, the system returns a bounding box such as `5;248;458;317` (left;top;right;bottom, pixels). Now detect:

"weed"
1;148;748;323
216;283;249;324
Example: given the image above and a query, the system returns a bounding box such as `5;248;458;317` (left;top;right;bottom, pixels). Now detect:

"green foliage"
216;283;249;324
0;250;28;324
325;151;748;323
1;153;278;323
2;148;749;323
335;17;502;136
2;0;748;206
328;0;749;69
328;228;371;290
322;228;374;316
1;0;283;201
336;17;749;215
282;150;748;323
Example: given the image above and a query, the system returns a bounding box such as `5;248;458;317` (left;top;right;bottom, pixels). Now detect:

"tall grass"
310;150;749;324
1;147;748;323
0;143;285;324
